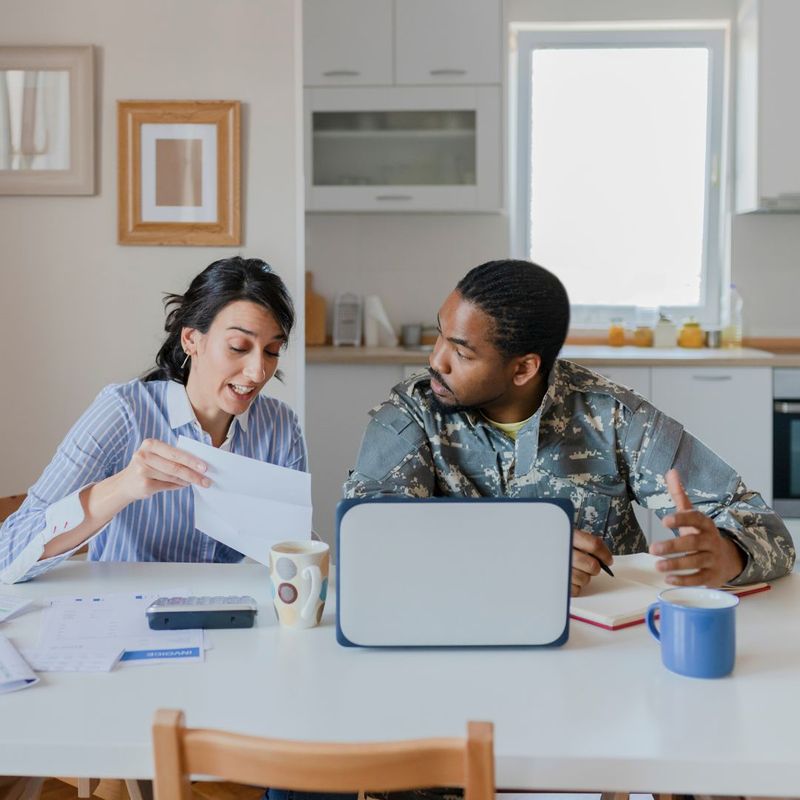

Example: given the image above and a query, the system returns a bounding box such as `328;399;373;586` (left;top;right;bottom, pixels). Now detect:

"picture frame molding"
117;99;241;246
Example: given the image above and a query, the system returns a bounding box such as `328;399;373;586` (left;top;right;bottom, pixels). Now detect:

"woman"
0;256;306;584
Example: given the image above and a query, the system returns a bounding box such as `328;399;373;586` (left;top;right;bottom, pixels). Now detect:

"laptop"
336;497;573;648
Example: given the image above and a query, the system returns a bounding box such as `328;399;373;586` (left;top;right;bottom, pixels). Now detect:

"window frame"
511;27;727;327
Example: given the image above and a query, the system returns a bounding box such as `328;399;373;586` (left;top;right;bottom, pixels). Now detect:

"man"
344;259;794;594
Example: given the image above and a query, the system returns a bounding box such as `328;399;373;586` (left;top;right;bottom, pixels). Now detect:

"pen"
594;554;614;577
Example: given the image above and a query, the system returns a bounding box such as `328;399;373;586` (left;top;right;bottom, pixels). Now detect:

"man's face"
427;291;516;415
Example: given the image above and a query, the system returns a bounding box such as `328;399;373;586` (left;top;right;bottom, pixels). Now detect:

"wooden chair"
152;709;494;800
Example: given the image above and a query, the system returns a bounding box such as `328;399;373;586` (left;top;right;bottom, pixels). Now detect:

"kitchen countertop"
306;344;800;367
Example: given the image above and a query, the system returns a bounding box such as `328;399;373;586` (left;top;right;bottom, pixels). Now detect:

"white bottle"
722;283;744;348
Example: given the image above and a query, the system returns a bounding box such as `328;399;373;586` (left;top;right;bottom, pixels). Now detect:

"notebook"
336;497;574;648
569;552;770;631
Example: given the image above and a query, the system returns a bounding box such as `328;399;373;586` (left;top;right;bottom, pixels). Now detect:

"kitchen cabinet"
305;86;501;212
395;0;501;85
303;0;501;87
303;0;393;86
651;367;772;503
303;0;503;211
736;0;800;212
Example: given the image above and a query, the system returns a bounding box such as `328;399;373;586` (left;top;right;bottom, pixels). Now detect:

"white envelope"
178;436;312;565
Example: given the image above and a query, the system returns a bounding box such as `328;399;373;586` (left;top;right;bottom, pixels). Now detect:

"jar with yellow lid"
678;319;704;348
608;318;625;347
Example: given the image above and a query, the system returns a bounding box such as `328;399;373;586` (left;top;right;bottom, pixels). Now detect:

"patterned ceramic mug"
268;541;330;629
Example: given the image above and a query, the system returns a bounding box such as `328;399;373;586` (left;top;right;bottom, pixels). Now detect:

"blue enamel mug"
646;587;739;679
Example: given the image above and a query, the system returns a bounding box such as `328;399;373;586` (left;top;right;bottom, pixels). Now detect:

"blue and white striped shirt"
0;380;307;584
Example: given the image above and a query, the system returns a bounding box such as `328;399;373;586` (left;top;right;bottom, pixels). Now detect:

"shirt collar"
166;381;250;434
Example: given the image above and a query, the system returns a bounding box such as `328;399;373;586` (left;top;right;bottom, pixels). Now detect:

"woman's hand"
117;439;210;503
40;440;210;561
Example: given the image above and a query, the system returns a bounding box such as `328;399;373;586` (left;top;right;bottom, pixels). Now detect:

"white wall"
307;0;800;341
307;213;509;333
0;0;305;495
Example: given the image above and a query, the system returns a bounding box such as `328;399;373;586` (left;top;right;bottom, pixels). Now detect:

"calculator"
145;595;258;630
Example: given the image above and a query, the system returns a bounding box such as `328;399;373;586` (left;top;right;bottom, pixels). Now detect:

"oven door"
774;400;800;516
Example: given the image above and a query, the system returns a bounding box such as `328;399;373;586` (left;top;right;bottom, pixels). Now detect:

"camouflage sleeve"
342;399;436;499
622;402;795;584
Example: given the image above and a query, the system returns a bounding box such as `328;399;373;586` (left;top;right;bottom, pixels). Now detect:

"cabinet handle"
775;402;800;414
375;194;413;201
429;68;467;76
322;69;360;77
690;375;733;381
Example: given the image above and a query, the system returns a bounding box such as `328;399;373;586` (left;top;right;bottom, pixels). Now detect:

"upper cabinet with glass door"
305;86;501;211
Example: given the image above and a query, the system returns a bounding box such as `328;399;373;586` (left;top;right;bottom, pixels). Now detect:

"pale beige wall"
0;0;305;495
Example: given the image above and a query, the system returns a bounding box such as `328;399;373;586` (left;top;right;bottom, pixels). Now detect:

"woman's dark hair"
456;259;570;376
144;256;295;384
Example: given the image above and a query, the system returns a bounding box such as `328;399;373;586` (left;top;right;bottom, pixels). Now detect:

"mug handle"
300;565;322;621
646;602;661;641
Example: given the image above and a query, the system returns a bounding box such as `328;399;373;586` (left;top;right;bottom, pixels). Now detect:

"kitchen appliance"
332;292;362;346
773;369;800;516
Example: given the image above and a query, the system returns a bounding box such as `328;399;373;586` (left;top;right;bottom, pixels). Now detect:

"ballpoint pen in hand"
593;554;615;577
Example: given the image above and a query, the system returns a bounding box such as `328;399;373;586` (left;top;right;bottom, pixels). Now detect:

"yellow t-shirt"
481;411;535;441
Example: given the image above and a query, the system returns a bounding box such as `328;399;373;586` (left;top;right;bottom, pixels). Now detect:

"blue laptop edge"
335;496;574;649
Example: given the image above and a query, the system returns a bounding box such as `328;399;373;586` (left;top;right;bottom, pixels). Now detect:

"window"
512;28;726;326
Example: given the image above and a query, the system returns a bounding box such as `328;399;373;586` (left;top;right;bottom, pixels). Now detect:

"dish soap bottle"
722;283;744;348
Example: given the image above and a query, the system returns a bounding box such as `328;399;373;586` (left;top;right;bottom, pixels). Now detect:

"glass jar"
678;319;704;348
608;318;626;347
653;313;678;348
632;325;654;347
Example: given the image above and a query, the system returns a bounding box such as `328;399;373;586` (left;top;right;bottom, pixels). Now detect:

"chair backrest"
153;710;494;800
0;495;25;523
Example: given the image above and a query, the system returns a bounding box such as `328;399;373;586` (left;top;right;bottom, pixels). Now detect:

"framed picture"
118;100;241;246
0;45;94;195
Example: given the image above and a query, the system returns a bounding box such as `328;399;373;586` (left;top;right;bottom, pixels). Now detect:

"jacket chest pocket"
436;444;498;494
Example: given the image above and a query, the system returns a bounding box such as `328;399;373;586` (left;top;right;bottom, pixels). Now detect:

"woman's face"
182;300;286;418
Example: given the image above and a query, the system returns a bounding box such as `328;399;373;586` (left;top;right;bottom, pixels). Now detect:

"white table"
1;562;799;797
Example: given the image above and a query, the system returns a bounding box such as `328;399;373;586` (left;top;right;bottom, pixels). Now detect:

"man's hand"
571;528;614;597
648;469;745;587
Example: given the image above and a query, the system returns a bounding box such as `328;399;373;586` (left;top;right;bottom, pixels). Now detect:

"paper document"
38;590;204;667
21;644;123;673
0;594;34;624
178;435;312;565
0;634;38;693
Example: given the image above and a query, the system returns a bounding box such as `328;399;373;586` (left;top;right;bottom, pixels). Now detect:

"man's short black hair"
456;259;570;375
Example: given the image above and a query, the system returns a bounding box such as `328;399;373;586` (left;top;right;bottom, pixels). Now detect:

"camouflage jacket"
343;359;795;585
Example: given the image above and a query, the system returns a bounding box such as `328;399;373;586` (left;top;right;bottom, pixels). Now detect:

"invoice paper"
38;591;204;667
178;435;312;565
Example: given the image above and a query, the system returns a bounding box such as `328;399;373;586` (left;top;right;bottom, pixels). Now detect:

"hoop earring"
181;353;191;369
